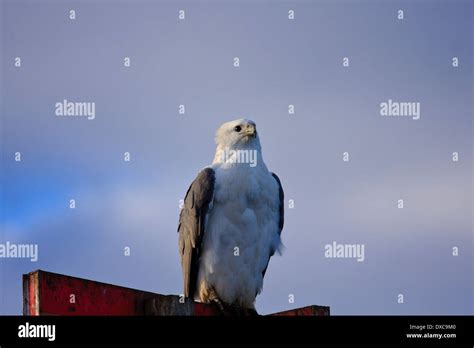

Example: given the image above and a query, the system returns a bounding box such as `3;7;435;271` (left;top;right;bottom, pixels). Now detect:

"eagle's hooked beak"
244;124;257;138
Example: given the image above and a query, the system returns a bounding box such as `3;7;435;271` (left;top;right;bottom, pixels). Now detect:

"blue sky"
0;0;472;315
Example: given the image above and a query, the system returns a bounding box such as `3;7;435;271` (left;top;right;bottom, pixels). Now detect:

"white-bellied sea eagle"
178;118;284;315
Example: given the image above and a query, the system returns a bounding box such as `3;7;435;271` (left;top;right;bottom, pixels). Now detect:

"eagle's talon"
211;298;230;315
244;308;259;316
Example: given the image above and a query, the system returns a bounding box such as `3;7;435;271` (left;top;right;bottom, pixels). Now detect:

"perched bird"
178;118;284;314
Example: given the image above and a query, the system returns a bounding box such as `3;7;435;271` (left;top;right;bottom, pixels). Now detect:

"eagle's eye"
234;125;242;132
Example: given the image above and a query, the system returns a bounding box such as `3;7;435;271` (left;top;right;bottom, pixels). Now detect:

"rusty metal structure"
23;270;329;316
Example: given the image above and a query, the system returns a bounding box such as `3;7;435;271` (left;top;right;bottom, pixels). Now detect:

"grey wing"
262;172;284;278
271;172;284;233
177;168;215;299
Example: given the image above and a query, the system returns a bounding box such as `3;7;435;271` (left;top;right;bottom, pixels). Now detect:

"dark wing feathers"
271;172;284;234
262;172;284;278
178;168;215;298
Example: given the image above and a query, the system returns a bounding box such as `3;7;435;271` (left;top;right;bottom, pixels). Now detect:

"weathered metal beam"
23;270;329;316
144;295;219;316
270;305;330;316
23;270;157;315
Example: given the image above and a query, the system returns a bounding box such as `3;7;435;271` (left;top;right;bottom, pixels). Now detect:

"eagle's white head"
212;118;262;167
215;118;260;149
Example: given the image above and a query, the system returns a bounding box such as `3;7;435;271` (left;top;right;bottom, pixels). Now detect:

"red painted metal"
23;270;330;316
193;302;220;316
28;274;36;315
270;305;330;316
39;273;143;315
23;272;40;315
